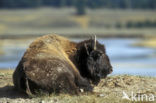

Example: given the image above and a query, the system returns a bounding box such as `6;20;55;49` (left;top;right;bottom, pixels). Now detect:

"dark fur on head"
75;38;113;85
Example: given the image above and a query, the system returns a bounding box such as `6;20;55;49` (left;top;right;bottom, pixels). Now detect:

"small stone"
53;99;57;102
80;89;84;92
40;100;45;103
97;94;105;97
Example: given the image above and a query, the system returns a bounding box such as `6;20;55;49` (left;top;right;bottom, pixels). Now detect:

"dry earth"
0;70;156;103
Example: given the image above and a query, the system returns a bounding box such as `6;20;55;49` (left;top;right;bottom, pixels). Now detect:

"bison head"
86;50;112;85
84;36;113;85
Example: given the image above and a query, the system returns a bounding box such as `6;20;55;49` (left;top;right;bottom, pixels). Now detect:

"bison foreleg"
75;76;93;92
25;77;34;96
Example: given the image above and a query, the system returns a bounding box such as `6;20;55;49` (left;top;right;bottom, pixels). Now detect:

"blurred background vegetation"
0;0;156;38
0;0;156;9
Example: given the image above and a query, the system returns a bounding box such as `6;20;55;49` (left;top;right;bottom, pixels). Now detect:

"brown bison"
13;34;112;95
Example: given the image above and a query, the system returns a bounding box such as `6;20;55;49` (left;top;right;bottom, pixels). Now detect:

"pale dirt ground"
0;70;156;103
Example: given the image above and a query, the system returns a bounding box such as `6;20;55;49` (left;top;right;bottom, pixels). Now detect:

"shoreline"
0;33;155;40
133;38;156;49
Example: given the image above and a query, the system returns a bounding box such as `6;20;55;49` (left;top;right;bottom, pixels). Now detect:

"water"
0;38;156;77
99;38;156;77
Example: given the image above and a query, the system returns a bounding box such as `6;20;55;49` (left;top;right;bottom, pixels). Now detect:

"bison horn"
94;35;96;50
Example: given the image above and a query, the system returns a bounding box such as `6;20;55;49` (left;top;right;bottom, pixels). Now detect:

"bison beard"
13;34;113;95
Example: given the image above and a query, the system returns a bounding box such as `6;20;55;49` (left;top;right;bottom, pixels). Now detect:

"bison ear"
84;43;89;55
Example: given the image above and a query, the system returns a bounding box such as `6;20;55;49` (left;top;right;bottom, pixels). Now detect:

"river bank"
0;70;156;103
133;38;156;49
1;29;156;39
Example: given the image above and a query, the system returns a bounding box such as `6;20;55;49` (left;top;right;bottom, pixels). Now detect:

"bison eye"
97;53;101;57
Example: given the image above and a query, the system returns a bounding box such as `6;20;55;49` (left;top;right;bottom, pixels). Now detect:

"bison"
13;34;113;95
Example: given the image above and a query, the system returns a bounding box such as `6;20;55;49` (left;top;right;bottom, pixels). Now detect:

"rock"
40;100;45;103
80;89;84;92
97;94;105;97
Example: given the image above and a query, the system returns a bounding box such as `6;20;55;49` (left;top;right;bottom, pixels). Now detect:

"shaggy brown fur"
13;34;112;95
